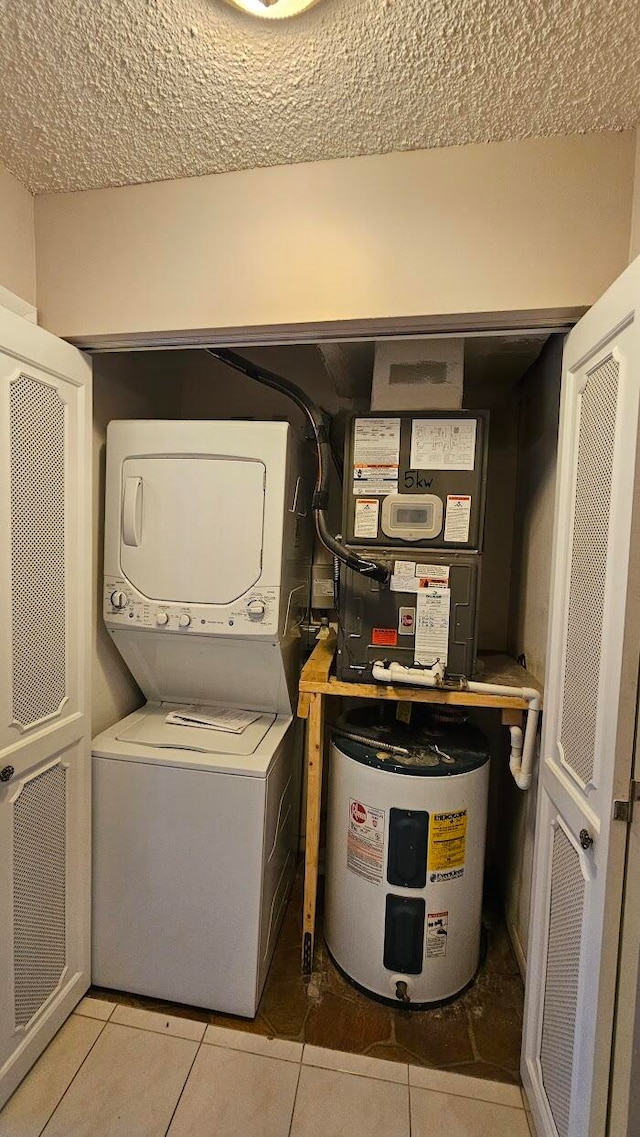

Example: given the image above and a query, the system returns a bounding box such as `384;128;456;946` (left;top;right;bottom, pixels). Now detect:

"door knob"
0;765;15;782
579;828;594;850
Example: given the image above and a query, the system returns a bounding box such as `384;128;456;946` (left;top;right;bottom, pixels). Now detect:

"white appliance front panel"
120;456;265;605
91;732;296;1016
105;420;290;618
108;629;294;714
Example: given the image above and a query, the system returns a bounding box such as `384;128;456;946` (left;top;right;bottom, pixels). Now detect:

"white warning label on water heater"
427;911;449;958
347;799;385;884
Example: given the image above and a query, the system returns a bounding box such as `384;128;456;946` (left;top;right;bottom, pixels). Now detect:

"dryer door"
119;455;265;604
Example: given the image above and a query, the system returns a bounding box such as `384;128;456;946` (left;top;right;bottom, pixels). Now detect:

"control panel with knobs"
104;577;278;632
247;599;266;620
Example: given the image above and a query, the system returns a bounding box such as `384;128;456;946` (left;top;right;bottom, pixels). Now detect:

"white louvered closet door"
0;306;91;1108
522;256;640;1137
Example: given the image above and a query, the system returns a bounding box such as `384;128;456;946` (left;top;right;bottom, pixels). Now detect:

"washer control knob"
247;599;266;620
178;614;191;628
110;590;128;609
156;611;169;626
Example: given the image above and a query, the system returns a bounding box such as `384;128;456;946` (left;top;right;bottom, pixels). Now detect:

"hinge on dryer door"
613;781;640;823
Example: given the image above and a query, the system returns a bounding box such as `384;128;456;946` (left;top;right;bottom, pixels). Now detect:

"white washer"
92;420;313;1015
92;705;298;1017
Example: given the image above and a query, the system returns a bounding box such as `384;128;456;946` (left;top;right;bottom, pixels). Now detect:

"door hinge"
613;780;640;823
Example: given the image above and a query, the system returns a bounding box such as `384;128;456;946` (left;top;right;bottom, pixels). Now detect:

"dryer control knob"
156;611;169;626
178;614;191;628
247;600;266;620
110;590;128;609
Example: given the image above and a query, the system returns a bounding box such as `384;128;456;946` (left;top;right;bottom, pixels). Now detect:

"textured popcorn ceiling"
0;0;639;194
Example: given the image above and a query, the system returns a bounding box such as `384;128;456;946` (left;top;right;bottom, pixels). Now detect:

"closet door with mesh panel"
0;306;91;1108
522;257;640;1137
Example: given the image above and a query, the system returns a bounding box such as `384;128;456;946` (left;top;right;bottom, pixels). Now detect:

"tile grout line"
410;1080;528;1116
286;1053;304;1137
408;1073;524;1108
301;1053;410;1086
162;1037;204;1137
36;1015;111;1137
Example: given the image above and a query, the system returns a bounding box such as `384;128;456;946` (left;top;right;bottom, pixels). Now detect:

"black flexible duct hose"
206;348;391;585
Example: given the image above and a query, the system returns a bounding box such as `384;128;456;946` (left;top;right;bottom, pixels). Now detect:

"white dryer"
92;420;312;1016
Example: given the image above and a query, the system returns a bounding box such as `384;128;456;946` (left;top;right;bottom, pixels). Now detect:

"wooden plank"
501;708;524;727
299;650;543;711
297;692;311;719
477;652;543;695
299;631;337;687
301;693;325;976
299;676;533;709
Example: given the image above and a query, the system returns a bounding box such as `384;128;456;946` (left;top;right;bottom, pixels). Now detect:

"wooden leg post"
302;692;324;976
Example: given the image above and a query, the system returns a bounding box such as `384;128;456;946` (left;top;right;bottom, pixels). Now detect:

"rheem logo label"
351;801;367;824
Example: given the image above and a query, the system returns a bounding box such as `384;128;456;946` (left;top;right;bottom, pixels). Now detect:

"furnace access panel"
336;551;481;681
342;411;489;551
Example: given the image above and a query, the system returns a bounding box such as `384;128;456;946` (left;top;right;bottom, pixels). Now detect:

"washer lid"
332;707;489;776
116;705;276;755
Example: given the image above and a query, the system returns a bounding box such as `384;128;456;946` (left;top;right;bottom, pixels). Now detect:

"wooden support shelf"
296;631;543;975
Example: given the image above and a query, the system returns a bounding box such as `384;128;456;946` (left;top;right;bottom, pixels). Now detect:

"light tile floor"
0;1000;537;1137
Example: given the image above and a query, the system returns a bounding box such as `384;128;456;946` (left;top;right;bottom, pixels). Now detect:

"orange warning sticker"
372;628;398;646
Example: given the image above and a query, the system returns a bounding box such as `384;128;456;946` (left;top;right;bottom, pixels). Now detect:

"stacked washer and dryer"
91;419;313;1017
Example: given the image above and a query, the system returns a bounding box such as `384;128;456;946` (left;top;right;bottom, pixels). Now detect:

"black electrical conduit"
206;348;391;585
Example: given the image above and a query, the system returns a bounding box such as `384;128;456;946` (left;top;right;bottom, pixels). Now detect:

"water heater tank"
325;706;490;1007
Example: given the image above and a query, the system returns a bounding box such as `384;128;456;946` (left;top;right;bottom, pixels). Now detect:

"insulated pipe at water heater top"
370;661;541;791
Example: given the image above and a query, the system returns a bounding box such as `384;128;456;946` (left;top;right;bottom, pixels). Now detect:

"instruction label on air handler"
428;809;467;882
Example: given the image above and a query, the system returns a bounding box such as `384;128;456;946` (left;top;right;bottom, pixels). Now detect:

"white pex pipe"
371;661;541;791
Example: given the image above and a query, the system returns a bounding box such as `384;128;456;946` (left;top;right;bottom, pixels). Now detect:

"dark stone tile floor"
91;870;524;1084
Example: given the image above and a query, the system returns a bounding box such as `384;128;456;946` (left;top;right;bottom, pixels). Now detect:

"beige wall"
34;132;635;342
630;128;640;262
501;335;564;972
0;164;35;306
92;354;177;735
508;336;564;683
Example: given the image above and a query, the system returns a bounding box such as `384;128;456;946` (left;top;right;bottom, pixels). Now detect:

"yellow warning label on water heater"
428;810;468;873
